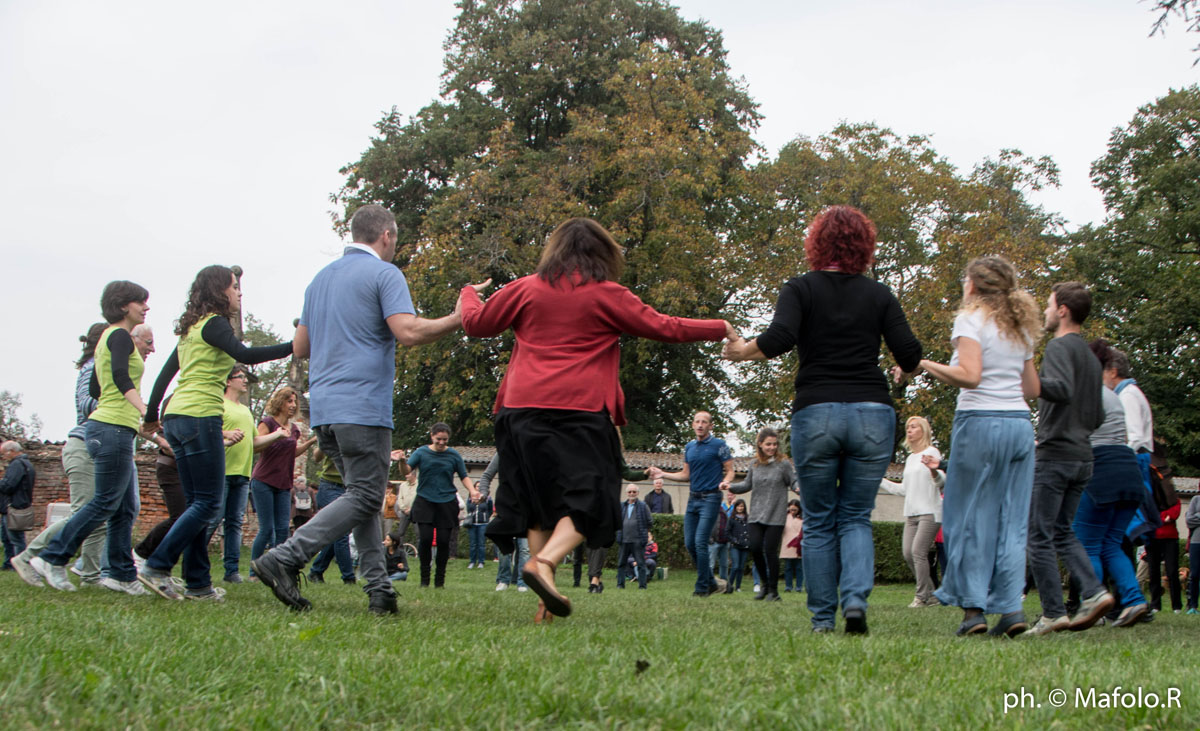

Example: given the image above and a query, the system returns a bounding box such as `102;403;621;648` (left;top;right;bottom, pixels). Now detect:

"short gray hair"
131;324;153;340
0;440;21;454
1108;348;1133;379
349;205;397;245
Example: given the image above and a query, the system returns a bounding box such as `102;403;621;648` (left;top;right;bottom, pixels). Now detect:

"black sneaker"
368;592;398;615
307;572;325;584
343;578;357;585
223;573;244;584
252;555;312;612
844;608;868;635
595;581;603;594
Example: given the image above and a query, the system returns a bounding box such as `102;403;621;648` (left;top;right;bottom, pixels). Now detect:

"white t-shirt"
950;309;1032;412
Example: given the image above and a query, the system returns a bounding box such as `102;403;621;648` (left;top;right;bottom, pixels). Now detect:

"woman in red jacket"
1148;493;1183;614
459;218;730;623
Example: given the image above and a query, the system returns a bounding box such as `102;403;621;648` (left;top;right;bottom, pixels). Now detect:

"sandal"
522;556;572;618
534;600;554;625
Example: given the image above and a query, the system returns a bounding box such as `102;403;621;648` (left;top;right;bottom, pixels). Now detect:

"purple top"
250;414;300;491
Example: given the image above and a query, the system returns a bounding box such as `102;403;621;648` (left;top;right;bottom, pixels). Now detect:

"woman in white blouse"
914;256;1040;638
880;416;944;608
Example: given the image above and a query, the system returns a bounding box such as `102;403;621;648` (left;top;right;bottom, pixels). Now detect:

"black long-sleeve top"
755;271;922;412
145;316;293;421
88;329;137;399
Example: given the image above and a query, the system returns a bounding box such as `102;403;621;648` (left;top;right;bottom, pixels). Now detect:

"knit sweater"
727;459;798;526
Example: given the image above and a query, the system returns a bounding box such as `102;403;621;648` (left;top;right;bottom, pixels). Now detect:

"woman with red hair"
724;205;922;634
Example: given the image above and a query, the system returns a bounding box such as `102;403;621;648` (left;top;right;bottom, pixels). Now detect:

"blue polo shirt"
684;435;732;493
300;247;416;428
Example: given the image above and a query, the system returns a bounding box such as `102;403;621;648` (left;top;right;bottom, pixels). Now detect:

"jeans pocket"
792;405;831;443
855;405;895;448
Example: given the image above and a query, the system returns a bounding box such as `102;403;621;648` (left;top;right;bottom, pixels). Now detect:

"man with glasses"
616;484;652;589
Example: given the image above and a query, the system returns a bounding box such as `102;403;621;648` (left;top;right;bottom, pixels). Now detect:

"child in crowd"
727;499;750;593
781;500;803;592
383;532;409;582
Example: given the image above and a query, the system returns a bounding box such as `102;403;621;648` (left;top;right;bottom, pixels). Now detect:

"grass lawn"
0;554;1195;729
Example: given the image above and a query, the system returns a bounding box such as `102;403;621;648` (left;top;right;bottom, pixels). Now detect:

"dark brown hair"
100;281;149;324
176;265;236;336
1051;281;1092;325
77;322;108;368
536;218;624;286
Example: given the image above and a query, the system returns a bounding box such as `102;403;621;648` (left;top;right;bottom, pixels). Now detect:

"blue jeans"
496;537;529;586
250;479;291;563
309;481;355;582
207;475;249;577
729;546;749;589
41;420;139;582
683;491;721;593
792;401;895;628
934;410;1034;615
1072;492;1144;610
783;558;804;591
3;515;26;564
467;524;488;564
148;415;225;590
709;541;730;580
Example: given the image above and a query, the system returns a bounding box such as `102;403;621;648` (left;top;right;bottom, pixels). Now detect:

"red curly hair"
803;205;877;274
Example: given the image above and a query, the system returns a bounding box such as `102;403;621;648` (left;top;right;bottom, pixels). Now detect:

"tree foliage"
0;390;42;441
1071;85;1200;472
336;0;758;449
1148;0;1200;64
729;124;1067;455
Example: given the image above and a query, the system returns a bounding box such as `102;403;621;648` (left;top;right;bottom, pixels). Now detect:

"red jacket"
460;275;725;426
1155;501;1181;540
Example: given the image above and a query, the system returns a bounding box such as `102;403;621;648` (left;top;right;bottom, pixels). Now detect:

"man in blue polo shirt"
254;204;488;615
651;411;734;597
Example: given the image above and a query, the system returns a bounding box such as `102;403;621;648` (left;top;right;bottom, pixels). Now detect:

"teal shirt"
407;446;468;504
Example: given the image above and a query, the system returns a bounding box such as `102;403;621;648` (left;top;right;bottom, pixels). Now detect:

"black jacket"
0;454;36;511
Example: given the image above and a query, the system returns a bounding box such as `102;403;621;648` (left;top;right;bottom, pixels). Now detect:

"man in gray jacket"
1027;283;1112;635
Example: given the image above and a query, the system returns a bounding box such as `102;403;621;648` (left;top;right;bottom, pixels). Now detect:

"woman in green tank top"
33;281;152;594
139;265;294;601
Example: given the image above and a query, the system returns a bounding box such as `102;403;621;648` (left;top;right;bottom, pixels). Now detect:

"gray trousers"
902;514;940;602
269;424;394;598
1027;458;1101;619
21;437;105;579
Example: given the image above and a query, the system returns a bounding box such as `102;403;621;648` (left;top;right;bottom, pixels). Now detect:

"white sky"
1;0;1196;439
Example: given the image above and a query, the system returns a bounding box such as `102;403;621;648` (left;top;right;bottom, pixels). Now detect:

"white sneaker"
100;577;149;596
753;584;761;594
517;585;528;592
495;583;508;591
133;554;146;572
30;556;77;592
185;586;227;603
11;553;43;587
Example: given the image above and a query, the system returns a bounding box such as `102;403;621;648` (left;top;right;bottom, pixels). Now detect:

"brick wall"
18;441;273;546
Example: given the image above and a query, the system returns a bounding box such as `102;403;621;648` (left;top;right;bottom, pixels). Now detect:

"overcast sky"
1;0;1196;440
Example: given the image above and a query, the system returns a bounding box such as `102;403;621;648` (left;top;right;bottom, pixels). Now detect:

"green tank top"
164;314;235;419
91;325;144;430
222;397;256;477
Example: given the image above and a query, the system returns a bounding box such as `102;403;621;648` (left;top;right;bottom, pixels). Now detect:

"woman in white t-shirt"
915;256;1041;638
880;416;945;608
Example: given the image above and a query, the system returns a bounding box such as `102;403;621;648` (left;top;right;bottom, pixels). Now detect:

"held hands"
390;449;406;462
223;429;245;445
454;279;494;317
468;488;482;503
920;454;941;476
647;466;664;480
140;420;160;440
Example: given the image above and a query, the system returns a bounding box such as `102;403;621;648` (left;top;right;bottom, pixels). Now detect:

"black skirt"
486;407;622;554
410;495;458;526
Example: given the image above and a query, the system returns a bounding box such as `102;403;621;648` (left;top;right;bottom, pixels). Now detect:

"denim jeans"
207;475;250;577
309;481;355;582
792;401;895;628
1028;457;1101;619
1;515;15;567
1072;492;1144;610
783;558;804;591
148;415;226;590
729;546;749;589
709;541;730;580
683;491;721;593
41;420;140;582
496;537;529;586
268;424;393;597
467;524;488;565
250;480;291;562
3;517;26;560
616;541;647;588
934;411;1035;615
21;437;105;580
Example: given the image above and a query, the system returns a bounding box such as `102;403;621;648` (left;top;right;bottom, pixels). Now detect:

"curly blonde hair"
960;256;1041;349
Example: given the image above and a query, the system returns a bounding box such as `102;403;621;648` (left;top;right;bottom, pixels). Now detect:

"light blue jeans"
934;410;1034;615
496;538;529;587
683;491;721;593
792;402;895;629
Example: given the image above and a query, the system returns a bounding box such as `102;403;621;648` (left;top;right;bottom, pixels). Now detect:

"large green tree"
1072;85;1200;472
335;0;758;449
729;124;1067;455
